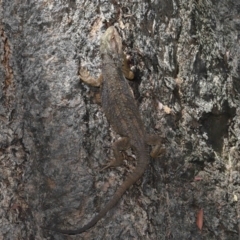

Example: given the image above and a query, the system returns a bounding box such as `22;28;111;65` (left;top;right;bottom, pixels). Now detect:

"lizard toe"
99;159;123;172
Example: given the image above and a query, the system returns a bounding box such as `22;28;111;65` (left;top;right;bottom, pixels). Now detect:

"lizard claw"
99;164;111;172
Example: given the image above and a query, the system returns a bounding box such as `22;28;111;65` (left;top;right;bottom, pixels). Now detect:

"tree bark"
0;0;239;239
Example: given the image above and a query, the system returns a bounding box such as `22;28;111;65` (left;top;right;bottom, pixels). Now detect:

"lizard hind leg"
100;137;130;171
145;134;166;158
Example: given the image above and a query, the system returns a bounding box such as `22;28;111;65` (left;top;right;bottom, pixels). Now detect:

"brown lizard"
44;26;163;235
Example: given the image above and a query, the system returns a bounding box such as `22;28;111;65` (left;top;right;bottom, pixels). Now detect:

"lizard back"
101;55;146;149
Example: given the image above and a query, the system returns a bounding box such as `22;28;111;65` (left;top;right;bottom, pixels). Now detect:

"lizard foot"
79;67;102;87
150;145;166;158
79;67;89;79
99;159;123;172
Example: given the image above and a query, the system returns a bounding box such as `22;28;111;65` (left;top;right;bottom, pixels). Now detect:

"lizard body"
44;26;163;235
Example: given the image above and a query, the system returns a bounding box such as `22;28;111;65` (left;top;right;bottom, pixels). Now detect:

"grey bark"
0;0;240;239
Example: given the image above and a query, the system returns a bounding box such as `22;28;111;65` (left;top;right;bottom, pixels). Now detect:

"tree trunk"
0;0;239;239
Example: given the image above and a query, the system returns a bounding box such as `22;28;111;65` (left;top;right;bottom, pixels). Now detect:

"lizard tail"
48;152;149;235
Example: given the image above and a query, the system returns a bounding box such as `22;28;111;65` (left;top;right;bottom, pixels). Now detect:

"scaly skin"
43;26;163;235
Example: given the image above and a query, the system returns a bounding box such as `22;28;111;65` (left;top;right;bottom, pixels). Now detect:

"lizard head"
100;26;123;61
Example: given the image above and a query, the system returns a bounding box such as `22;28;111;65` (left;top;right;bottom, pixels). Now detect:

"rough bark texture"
0;0;239;239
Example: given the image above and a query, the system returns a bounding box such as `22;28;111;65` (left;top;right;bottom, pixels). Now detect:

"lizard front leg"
100;137;130;171
79;67;103;87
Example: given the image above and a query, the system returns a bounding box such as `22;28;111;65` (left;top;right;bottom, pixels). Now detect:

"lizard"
43;26;163;235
